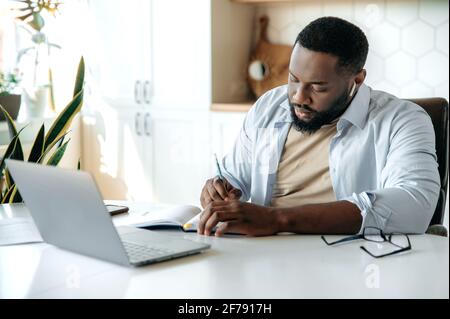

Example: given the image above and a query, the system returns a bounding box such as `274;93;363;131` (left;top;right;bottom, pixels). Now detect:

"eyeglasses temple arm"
360;246;411;258
321;234;363;246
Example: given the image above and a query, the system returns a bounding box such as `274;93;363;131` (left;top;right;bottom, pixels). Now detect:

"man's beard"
289;89;351;134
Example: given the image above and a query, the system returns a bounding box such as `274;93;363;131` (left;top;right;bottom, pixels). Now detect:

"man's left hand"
198;201;279;237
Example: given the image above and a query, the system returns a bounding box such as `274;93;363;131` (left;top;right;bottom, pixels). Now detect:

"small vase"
23;86;48;118
0;94;22;121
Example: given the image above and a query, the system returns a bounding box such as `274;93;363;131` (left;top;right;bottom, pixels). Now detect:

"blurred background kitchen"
0;0;448;227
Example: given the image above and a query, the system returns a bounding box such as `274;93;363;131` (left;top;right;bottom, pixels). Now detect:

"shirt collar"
279;83;371;130
339;83;370;130
278;95;293;123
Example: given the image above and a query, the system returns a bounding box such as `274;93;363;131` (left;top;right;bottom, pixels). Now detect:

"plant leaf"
0;103;25;161
0;102;19;140
48;68;56;112
37;131;70;164
9;184;22;203
28;123;45;162
73;56;85;97
16;12;33;22
46;139;70;166
43;56;84;150
77;158;81;170
43;89;83;150
1;185;15;204
0;126;27;181
5;169;13;189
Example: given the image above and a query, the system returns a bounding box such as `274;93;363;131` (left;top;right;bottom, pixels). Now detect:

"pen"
214;153;229;200
214;153;224;181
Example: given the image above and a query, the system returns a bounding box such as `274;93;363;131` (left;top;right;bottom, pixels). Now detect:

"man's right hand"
200;177;242;208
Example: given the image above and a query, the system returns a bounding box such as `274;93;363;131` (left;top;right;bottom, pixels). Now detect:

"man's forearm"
274;200;362;234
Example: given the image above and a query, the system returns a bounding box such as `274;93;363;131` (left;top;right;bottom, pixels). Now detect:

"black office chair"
407;98;449;236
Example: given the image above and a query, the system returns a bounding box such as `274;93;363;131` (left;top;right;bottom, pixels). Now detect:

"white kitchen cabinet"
119;110;153;201
151;0;211;110
81;102;127;200
83;105;211;205
87;0;153;108
118;108;210;205
82;0;254;204
149;109;210;206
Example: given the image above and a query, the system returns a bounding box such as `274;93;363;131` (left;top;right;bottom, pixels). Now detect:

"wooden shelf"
211;102;254;113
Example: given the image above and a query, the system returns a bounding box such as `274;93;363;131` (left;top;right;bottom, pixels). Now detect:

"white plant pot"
23;86;48;118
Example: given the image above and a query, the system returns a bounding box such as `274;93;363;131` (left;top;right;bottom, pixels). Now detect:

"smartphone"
106;204;129;216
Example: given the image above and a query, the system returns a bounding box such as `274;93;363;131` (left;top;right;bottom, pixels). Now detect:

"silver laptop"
6;160;210;267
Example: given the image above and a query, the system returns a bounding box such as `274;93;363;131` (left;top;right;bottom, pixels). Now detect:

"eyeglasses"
321;227;412;258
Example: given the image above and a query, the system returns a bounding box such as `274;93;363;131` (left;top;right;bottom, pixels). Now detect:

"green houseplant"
0;56;84;203
13;0;63;115
0;71;22;121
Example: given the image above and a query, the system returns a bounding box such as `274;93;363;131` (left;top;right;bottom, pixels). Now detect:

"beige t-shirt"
271;120;338;208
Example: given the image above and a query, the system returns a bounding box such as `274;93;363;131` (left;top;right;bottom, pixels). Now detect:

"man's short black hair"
295;17;369;74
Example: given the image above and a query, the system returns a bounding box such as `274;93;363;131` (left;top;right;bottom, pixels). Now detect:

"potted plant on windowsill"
0;57;84;203
12;0;62;118
0;71;21;122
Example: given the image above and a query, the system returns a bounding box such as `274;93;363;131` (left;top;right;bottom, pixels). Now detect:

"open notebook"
112;204;203;232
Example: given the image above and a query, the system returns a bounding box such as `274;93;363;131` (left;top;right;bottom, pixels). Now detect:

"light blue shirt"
221;84;440;234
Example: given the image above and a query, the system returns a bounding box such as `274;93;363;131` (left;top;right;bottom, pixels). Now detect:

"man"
199;17;440;237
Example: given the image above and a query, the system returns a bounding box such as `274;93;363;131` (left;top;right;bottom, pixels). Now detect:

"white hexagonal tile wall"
279;23;304;45
436;22;449;55
293;1;323;25
263;4;294;31
323;0;353;21
374;81;401;97
418;52;449;86
369;22;401;57
419;0;449;26
400;81;433;98
386;0;419;27
364;52;384;85
385;52;416;85
354;0;385;29
434;81;449;99
401;20;434;56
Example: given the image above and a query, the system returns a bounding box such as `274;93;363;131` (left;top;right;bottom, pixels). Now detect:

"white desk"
0;203;448;299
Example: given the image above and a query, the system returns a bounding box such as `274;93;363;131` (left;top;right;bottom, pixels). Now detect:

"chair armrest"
426;224;448;237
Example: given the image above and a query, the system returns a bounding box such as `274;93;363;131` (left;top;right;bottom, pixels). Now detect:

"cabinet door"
119;111;153;201
81;107;127;199
152;0;210;109
87;0;152;107
147;110;210;206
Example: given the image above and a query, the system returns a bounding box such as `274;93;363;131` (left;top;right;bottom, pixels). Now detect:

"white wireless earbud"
349;82;357;98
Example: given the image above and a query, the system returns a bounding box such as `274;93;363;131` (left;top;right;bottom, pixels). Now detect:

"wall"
255;0;449;229
255;0;449;100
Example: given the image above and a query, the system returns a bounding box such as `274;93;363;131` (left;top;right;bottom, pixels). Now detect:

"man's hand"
200;177;242;208
198;200;279;237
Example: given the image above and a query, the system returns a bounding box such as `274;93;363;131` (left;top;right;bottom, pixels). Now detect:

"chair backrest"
406;98;449;225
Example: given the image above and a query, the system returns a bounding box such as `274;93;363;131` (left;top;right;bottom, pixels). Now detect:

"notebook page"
0;218;43;246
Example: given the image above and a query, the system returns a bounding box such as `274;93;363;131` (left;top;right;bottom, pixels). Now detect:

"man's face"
287;45;354;133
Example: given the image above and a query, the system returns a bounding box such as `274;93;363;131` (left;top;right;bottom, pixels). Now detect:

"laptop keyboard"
122;241;175;263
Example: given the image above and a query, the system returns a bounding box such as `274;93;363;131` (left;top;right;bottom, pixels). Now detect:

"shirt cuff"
343;192;377;234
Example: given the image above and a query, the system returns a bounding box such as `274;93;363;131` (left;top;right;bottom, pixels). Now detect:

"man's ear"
355;69;366;86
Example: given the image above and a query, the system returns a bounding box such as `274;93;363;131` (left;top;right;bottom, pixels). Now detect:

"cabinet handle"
144;113;151;136
143;80;152;104
134;80;142;104
135;112;142;136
